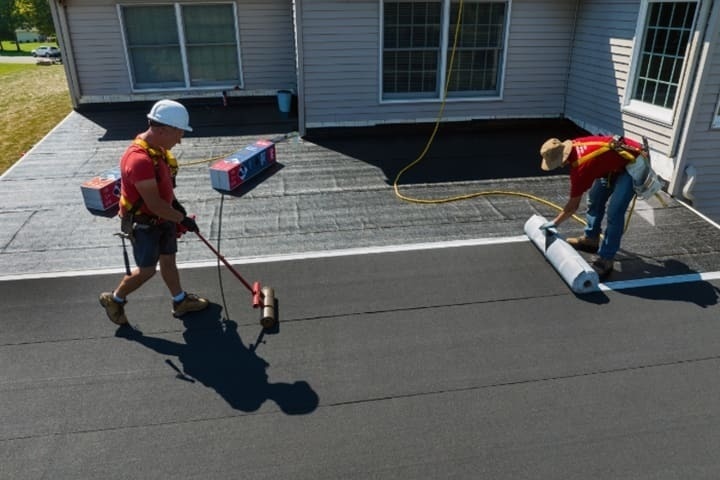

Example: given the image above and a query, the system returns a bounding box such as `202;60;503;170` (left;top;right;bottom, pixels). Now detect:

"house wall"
564;0;720;223
675;5;720;223
564;1;675;169
60;0;296;104
299;0;577;128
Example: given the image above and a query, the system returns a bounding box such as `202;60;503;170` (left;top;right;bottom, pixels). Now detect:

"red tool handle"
194;231;255;294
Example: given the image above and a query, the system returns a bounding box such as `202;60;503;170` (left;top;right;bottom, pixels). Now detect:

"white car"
31;46;61;58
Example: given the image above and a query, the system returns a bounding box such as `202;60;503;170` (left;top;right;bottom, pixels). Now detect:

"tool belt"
133;213;162;225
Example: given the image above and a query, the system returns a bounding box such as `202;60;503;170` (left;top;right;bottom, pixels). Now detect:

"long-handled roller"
194;231;277;328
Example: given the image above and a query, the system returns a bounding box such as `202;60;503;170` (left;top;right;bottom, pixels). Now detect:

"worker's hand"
172;199;187;216
180;216;199;233
539;221;557;235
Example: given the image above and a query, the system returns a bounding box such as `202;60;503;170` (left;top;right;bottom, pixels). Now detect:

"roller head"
260;286;276;329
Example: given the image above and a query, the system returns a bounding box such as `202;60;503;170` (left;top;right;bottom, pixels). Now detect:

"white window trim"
377;0;511;104
622;0;702;126
117;2;244;93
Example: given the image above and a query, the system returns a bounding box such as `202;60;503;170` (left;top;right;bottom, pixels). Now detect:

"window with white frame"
382;0;508;100
121;3;241;90
628;1;697;117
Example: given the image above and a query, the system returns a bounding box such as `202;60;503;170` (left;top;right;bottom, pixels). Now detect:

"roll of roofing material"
524;214;599;294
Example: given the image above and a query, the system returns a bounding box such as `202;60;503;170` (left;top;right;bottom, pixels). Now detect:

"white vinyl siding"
674;4;720;223
565;1;679;168
301;0;574;127
61;0;295;103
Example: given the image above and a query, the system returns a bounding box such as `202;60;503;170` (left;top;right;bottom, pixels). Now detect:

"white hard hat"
147;99;192;132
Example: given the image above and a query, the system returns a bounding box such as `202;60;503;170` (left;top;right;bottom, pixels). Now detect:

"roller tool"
194;231;277;329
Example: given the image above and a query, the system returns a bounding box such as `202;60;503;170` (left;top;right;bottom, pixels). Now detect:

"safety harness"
118;138;178;219
570;135;646;169
569;135;662;200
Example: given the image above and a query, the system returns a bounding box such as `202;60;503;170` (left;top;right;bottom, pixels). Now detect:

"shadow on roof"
305;118;590;184
76;97;298;141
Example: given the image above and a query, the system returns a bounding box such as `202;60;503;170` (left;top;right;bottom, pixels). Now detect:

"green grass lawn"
0;62;72;174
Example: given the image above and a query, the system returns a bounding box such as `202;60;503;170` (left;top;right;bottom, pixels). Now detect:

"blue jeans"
583;171;634;260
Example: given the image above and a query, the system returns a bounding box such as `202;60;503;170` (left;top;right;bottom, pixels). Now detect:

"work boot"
99;292;128;325
172;292;209;317
566;235;600;253
591;257;614;279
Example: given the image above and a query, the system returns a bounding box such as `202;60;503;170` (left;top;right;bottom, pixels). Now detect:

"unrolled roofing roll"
524;214;599;294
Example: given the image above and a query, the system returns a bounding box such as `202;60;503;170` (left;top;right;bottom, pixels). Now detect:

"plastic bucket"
277;90;292;113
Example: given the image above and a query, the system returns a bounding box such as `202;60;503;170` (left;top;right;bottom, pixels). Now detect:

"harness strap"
119;138;178;216
570;138;640;169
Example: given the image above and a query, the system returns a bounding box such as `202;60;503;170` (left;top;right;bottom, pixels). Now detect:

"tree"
0;0;56;52
0;0;18;51
20;0;54;37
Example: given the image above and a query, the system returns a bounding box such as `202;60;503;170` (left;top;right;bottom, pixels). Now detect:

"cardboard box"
209;140;276;191
81;167;121;211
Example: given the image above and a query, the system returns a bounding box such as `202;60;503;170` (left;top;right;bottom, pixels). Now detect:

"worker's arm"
551;195;582;226
134;178;185;223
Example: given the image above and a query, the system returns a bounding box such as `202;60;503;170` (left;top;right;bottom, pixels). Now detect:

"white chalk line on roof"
0;236;718;293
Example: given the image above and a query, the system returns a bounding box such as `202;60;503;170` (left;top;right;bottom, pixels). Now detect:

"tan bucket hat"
540;138;574;171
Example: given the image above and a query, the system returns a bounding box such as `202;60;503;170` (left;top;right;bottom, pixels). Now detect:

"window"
446;2;506;95
382;0;508;100
627;1;697;118
120;3;241;90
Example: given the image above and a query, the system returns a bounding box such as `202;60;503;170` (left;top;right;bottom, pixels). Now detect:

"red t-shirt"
119;143;174;217
568;135;642;197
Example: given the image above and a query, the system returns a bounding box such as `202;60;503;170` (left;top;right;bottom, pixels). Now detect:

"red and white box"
81;167;121;211
209;140;276;191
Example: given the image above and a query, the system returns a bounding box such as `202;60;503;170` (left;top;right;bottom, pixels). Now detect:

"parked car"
31;46;61;58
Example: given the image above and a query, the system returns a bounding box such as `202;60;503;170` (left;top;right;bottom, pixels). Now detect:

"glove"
539;221;557;235
180;216;199;233
172;199;187;216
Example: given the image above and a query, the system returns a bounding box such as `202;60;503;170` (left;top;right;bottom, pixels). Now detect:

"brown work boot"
566;235;600;253
172;292;209;317
99;292;128;325
591;257;614;279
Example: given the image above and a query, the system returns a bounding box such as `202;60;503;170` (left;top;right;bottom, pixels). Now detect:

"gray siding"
63;0;296;103
565;0;690;159
677;14;720;223
300;0;576;128
564;0;720;223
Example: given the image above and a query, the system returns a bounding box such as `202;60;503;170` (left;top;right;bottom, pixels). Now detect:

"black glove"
172;199;187;216
180;216;199;233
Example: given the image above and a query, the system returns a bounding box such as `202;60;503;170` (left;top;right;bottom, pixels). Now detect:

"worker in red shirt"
100;99;209;326
538;135;644;278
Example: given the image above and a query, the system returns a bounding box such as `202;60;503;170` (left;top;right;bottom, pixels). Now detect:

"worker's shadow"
116;304;319;415
607;256;719;307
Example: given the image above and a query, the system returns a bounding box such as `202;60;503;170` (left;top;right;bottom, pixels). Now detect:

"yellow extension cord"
389;0;643;230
